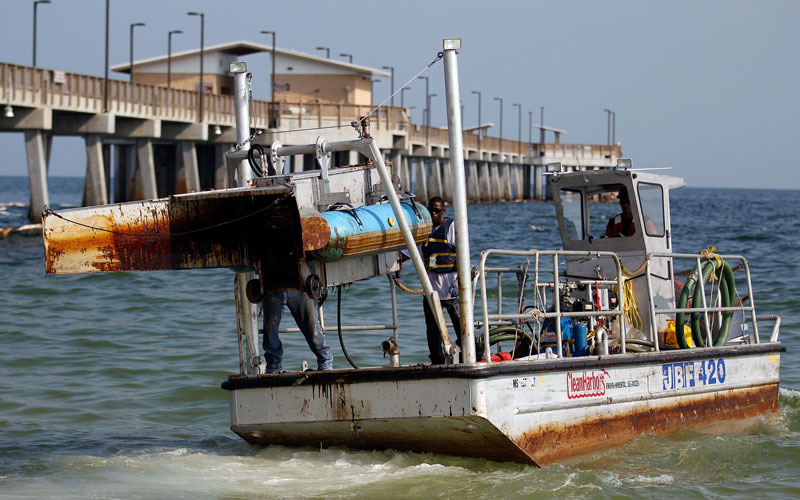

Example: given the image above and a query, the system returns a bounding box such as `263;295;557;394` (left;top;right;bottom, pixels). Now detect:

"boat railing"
476;249;780;363
646;251;779;346
478;249;627;361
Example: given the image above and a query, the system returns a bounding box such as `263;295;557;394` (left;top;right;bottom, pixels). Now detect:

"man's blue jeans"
262;289;333;372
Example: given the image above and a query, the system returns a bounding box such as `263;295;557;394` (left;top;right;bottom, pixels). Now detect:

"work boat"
41;39;783;466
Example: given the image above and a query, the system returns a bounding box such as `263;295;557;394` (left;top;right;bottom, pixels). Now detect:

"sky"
0;0;797;189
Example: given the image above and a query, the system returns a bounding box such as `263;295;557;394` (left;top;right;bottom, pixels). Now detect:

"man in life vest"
604;189;657;238
418;197;462;364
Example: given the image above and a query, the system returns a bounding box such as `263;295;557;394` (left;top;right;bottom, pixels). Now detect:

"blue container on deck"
314;202;431;262
541;317;574;356
573;323;589;356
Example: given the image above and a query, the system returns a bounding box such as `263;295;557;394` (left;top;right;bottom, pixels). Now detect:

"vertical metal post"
389;274;399;362
168;30;182;89
528;111;532;144
188;12;205;121
232;65;252;185
442;38;475;364
540;106;544;144
230;61;262;375
616;258;627;353
494;97;503;160
553;254;562;358
103;0;109;112
513;103;521;157
644;259;660;350
271;33;276;105
383;66;394;106
479;251;492;362
129;23;145;82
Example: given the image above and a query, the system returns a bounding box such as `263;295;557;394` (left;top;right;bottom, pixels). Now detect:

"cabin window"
637;183;665;237
559;189;584;240
586;184;631;239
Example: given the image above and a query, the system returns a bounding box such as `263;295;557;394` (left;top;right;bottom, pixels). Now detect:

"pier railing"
0;62;417;132
1;61;622;163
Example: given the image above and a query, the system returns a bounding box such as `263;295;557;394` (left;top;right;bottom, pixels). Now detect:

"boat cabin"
548;160;686;338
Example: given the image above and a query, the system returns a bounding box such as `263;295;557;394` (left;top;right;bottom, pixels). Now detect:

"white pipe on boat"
442;38;476;364
231;61;264;375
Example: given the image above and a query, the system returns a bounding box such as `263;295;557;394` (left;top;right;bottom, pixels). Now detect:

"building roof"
535;124;567;134
111;40;390;77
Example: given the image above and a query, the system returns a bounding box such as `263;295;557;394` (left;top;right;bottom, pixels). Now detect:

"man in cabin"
605;189;636;238
262;290;333;373
605;189;657;238
419;196;462;364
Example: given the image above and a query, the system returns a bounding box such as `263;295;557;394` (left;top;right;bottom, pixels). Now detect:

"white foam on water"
629;473;674;485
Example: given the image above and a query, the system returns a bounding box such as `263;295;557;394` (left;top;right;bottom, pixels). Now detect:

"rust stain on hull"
513;384;780;466
43;189;303;288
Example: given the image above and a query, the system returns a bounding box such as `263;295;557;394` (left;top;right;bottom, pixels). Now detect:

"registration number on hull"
662;359;727;391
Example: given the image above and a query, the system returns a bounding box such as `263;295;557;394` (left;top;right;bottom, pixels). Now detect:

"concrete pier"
24;130;49;222
1;61;622;219
135;139;158;200
178;141;201;193
82;134;108;207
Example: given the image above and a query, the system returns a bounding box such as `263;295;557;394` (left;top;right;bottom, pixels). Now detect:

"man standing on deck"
262;290;333;373
416;196;462;364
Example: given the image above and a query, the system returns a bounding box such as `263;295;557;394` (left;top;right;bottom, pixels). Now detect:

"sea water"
1;176;799;499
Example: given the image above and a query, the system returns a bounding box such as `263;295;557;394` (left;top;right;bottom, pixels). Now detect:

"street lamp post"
167;30;182;89
260;30;276;103
129;22;145;82
188;12;204;121
471;90;481;141
604;108;614;145
400;86;411;108
32;0;51;69
382;66;394;106
418;75;429;144
494;97;503;158
540;106;545;144
315;46;330;58
340;53;352;63
528;110;532;144
103;0;109;112
513;103;521;155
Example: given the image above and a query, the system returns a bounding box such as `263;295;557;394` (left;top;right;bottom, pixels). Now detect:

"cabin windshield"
560;184;639;240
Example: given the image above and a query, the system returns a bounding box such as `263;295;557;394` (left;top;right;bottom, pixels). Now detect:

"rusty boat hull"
223;343;782;466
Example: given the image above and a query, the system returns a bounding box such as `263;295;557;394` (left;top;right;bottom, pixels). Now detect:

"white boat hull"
224;344;782;465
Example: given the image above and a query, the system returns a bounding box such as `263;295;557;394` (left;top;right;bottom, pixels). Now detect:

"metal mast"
442;38;475;364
